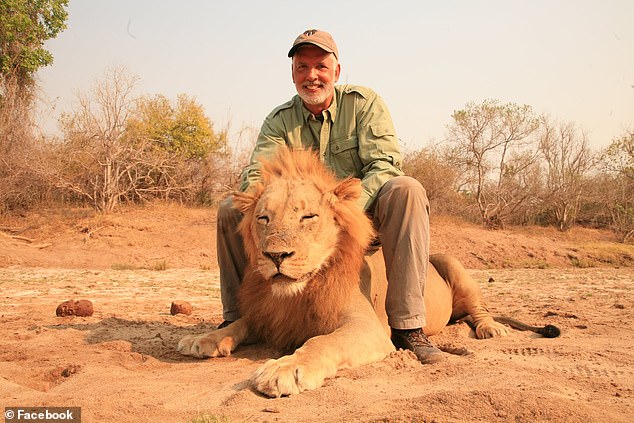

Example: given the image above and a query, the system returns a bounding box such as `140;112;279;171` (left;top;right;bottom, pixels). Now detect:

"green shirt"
241;84;404;210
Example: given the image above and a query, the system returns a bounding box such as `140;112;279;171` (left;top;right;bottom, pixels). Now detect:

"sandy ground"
1;204;633;422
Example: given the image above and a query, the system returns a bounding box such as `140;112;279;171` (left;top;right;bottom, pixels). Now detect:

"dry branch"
10;235;35;243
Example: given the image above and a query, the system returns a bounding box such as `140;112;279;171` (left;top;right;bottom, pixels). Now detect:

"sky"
37;0;634;152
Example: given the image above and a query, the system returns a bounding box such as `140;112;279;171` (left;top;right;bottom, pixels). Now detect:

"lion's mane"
234;148;374;352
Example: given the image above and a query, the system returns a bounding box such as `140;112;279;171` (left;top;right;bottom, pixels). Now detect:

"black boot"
217;320;233;329
391;328;444;364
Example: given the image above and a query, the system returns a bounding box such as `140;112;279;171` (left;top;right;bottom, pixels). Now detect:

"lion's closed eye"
301;214;319;223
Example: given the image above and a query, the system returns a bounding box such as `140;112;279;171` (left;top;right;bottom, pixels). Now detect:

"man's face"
291;45;341;113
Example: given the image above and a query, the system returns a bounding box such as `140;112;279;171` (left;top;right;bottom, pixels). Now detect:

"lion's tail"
492;316;561;338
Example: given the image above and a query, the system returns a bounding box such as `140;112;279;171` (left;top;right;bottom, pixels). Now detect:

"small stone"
56;299;94;317
61;364;81;377
170;301;193;315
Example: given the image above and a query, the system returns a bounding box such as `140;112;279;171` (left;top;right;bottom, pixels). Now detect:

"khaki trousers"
217;175;429;330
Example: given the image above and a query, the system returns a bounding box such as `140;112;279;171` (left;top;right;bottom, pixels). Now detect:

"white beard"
298;82;334;107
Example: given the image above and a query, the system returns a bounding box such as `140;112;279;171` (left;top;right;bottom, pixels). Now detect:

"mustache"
302;81;323;88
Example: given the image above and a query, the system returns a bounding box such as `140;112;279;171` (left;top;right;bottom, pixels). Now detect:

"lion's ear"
332;178;362;203
232;191;257;214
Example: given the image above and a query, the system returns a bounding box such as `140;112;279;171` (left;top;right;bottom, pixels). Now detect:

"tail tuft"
538;324;561;338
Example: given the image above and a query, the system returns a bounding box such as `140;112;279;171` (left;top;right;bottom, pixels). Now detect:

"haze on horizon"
37;0;633;152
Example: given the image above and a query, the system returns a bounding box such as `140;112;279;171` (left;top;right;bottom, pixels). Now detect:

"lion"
178;147;559;397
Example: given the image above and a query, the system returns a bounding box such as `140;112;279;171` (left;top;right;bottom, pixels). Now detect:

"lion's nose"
264;251;295;268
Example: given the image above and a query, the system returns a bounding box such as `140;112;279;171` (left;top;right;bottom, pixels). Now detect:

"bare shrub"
52;66;235;211
53;66;141;211
595;129;634;242
447;99;541;227
537;118;594;231
0;80;54;213
402;146;466;216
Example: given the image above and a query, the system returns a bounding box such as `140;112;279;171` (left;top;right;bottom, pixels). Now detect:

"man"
216;29;443;364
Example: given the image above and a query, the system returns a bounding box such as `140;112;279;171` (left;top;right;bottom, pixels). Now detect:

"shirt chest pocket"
329;136;363;178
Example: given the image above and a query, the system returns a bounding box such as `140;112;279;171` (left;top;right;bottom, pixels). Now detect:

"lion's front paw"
177;332;235;358
251;355;325;397
476;321;509;339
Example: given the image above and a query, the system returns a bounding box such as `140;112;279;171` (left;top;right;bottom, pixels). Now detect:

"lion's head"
232;147;375;350
233;147;374;297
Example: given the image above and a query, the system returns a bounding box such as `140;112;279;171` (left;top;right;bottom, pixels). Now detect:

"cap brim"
288;42;335;58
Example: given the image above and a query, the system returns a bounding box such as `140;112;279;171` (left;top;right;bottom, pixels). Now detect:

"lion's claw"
476;322;509;339
177;335;196;355
251;356;324;397
177;333;233;358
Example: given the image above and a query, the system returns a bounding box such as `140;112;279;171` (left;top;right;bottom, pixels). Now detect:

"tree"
0;0;68;86
126;93;225;159
56;66;232;211
447;99;541;227
538;118;594;231
601;129;634;180
0;0;68;151
125;93;229;203
57;66;141;211
597;129;634;241
0;0;68;212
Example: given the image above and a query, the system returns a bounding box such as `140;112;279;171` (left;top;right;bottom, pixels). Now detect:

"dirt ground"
1;204;633;422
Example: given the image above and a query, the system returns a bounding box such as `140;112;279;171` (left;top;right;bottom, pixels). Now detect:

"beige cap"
288;29;339;59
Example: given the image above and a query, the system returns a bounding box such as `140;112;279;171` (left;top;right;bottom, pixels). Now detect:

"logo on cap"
288;29;338;59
